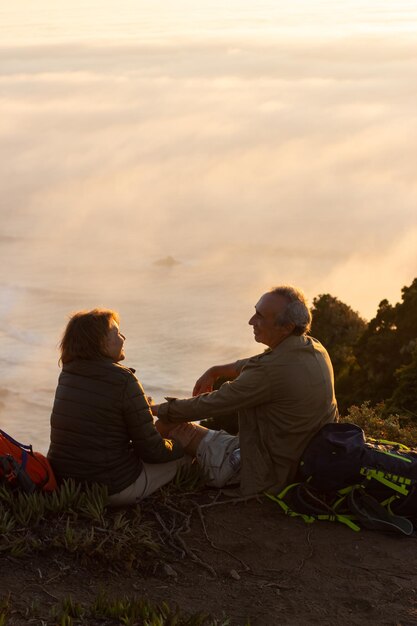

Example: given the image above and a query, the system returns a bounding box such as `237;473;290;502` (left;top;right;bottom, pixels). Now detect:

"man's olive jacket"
48;359;183;495
158;335;338;495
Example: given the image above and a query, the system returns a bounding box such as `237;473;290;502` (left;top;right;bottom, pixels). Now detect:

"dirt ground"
2;491;417;625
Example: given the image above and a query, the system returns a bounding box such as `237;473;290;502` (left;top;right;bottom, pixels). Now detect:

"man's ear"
283;322;296;335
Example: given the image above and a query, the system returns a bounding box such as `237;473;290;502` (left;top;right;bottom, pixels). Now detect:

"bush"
341;402;417;447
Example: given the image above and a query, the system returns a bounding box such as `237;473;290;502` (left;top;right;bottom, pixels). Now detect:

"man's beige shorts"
196;429;240;488
107;428;240;506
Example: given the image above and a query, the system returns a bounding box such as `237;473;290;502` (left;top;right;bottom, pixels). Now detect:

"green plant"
77;482;108;523
173;461;207;492
0;590;234;625
44;478;83;514
0;506;16;533
60;595;84;618
341;402;417;446
0;594;10;626
10;490;46;526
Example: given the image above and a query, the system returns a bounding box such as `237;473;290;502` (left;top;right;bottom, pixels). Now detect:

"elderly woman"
47;309;185;505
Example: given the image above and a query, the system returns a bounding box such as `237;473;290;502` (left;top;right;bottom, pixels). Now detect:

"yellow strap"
334;515;361;532
265;489;316;524
265;487;361;531
367;437;411;451
373;449;412;463
361;468;410;495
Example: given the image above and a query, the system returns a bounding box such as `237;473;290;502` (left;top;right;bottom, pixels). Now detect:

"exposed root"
194;503;251;572
153;509;217;577
296;528;314;573
199;495;262;509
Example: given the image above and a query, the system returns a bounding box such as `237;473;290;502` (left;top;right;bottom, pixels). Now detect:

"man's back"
157;334;338;495
156;284;338;495
237;334;338;494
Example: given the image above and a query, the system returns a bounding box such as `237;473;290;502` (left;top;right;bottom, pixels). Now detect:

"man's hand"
192;368;218;396
150;403;160;416
193;362;241;396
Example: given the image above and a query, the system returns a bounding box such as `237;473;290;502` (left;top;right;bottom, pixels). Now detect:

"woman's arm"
123;374;184;463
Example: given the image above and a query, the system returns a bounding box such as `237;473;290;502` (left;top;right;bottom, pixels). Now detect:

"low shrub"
341;402;417;447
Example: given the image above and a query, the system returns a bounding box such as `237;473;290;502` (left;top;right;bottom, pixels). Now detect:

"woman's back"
48;308;184;501
48;359;143;494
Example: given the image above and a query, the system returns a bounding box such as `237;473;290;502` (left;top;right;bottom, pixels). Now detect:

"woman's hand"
150;403;160;416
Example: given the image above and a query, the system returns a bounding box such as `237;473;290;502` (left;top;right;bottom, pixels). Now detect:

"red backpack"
0;429;57;493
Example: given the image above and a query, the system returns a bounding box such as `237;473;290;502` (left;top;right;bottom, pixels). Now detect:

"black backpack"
267;422;417;536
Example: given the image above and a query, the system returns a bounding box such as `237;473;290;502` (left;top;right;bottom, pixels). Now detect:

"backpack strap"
266;483;316;524
0;429;33;454
0;428;35;478
266;483;361;532
0;456;14;482
360;467;411;495
0;431;54;492
1;454;37;493
367;437;411;451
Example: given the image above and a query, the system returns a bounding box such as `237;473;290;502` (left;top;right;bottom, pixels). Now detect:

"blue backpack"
267;423;417;536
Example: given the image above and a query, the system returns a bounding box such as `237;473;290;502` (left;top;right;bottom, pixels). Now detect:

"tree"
352;298;399;405
310;294;366;413
203;279;417;426
353;279;417;408
385;344;417;419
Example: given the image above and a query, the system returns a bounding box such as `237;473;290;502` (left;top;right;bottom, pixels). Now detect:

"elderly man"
152;285;338;496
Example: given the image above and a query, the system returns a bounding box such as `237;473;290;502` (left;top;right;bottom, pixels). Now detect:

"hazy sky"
1;1;417;319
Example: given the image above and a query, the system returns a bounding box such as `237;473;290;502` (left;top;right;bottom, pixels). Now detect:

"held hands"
147;396;159;416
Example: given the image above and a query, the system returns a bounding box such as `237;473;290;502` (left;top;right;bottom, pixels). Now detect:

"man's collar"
269;334;305;352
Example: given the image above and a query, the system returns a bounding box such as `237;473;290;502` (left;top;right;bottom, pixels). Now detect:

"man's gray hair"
269;285;312;335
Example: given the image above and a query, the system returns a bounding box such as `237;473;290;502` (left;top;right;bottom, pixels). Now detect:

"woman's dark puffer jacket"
47;359;183;495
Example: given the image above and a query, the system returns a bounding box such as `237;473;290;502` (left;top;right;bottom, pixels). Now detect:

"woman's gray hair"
270;285;312;335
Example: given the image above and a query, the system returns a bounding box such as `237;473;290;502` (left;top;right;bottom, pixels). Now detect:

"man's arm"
192;361;244;396
156;359;271;424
